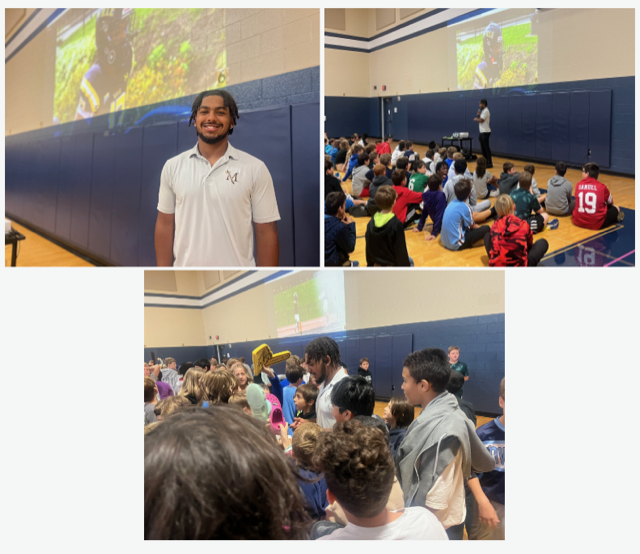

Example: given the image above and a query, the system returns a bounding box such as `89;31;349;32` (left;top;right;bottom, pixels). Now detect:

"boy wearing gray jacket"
351;153;371;197
397;348;495;540
546;161;575;216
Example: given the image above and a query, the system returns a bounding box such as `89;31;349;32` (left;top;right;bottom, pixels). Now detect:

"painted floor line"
604;250;635;267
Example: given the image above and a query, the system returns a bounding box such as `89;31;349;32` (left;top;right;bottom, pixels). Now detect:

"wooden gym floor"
5;221;94;267
334;139;635;267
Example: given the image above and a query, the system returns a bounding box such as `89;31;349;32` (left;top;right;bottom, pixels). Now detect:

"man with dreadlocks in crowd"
155;89;280;267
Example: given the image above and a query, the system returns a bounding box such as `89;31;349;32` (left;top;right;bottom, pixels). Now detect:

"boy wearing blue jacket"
414;174;447;241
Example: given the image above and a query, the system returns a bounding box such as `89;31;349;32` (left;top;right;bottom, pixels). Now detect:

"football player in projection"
75;8;134;127
473;22;503;90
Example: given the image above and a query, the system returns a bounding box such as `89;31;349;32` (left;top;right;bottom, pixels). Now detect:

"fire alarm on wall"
382;85;386;91
215;335;219;340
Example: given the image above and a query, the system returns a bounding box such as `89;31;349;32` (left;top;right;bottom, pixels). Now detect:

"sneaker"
547;218;560;230
351;260;360;267
617;210;625;222
489;190;499;197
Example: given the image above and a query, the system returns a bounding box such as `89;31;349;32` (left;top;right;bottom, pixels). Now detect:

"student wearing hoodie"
365;185;412;267
391;169;423;227
484;194;549;267
396;348;496;539
365;163;393;216
351;153;371;197
382;397;415;459
414;174;447;242
161;357;180;394
357;357;373;385
334;140;349;169
546;161;575;216
497;162;519;196
422;149;436;175
342;144;363;182
324;191;356;267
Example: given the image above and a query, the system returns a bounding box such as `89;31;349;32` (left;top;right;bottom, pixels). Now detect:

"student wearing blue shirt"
441;179;490;251
282;356;305;428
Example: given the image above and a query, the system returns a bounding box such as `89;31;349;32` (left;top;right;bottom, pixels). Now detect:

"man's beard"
197;127;229;145
314;361;328;385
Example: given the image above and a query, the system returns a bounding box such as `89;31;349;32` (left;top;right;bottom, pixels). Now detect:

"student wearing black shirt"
357;357;372;385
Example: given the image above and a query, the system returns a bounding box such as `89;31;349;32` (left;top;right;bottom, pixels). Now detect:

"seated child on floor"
510;171;548;234
441;179;490;251
414;174;447;242
545;161;574;216
523;164;545;202
365;185;412;267
324;191;356;266
497;162;519;195
391;169;423;227
408;160;429;193
484;194;549;267
572;162;624;229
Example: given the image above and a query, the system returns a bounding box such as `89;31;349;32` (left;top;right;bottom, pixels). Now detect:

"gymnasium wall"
325;8;635;175
144;270;505;414
144;307;206;350
5;9;320;266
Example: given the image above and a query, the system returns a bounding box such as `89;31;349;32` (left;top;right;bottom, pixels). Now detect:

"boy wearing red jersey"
572;163;624;230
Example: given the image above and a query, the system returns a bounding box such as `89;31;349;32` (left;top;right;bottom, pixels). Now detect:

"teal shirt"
450;361;469;398
510;188;541;220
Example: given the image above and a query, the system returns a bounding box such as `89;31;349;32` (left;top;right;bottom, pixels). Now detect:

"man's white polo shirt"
157;142;280;267
316;368;349;430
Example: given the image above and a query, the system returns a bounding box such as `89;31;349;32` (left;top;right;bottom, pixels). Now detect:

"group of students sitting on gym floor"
324;136;624;267
144;337;505;541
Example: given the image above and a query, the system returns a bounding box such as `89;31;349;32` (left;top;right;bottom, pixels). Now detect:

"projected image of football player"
474;22;503;90
75;8;134;126
293;293;302;335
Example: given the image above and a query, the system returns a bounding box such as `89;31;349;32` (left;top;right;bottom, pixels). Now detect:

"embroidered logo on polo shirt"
225;170;239;184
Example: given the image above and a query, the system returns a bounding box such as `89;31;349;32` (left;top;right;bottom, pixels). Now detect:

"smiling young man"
303;336;348;430
155;90;280;267
396;348;495;540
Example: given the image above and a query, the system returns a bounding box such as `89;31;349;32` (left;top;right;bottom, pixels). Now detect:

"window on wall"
376;9;396;30
325;8;346;31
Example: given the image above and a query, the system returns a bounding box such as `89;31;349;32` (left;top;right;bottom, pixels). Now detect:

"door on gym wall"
383;97;393;138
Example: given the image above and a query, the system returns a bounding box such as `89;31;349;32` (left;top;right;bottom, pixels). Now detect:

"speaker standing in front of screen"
155;90;280;267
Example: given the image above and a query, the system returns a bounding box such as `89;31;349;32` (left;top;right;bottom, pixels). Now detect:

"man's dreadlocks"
188;90;239;135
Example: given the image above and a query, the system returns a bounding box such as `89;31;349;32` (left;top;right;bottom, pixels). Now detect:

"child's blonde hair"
494;195;515;218
292;422;323;469
500;377;505;400
178;368;205;398
155;395;191;418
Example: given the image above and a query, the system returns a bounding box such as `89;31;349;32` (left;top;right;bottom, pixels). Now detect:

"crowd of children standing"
144;338;505;541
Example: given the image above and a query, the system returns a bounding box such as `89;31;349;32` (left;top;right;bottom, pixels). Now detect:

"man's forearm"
155;220;174;266
255;221;279;266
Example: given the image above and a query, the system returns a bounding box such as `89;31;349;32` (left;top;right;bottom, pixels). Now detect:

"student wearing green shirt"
408;160;430;193
448;345;469;398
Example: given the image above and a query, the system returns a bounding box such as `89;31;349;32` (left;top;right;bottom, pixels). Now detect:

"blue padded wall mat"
535;93;553;161
89;131;116;260
146;312;505;414
110;127;144;266
6;100;318;266
589;90;612;168
324;76;633;175
292;101;321;267
139;122;179;267
325;96;370;138
231;105;295;267
569;91;589;166
551;92;571;162
507;96;522;157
